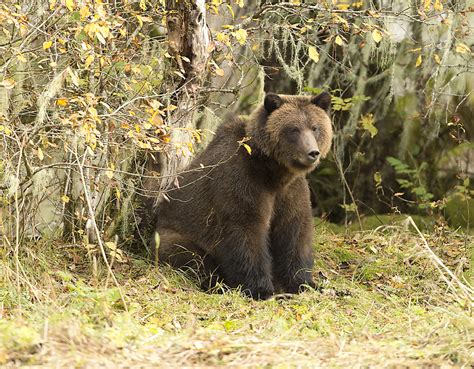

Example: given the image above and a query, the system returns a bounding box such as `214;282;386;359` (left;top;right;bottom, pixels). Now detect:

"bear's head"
248;92;333;173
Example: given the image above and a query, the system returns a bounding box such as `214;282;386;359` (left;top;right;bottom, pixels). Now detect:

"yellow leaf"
215;67;225;76
138;141;152;149
149;111;163;126
455;43;470;54
105;169;114;179
84;54;94;68
99;26;110;39
0;125;12;136
19;24;27;38
61;195;70;203
80;6;91;20
16;54;27;63
233;29;247;46
43;40;53;50
372;30;383;44
334;35;344;46
433;54;441;64
423;0;431;10
0;79;16;90
243;143;252;155
65;0;75;12
335;0;350;10
37;147;44;161
165;104;178;112
216;32;231;46
415;54;422;67
49;0;56;10
433;0;443;11
237;0;244;7
308;46;319;63
56;98;68;106
105;241;117;251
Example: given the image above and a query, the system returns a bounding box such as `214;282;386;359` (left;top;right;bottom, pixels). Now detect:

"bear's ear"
311;92;331;112
264;93;283;113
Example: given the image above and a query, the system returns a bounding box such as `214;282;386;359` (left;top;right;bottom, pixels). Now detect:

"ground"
0;217;472;368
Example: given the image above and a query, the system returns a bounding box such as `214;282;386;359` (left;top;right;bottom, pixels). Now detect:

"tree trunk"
159;0;213;193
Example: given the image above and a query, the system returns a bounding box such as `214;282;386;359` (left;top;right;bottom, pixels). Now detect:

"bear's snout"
298;131;320;166
307;149;320;162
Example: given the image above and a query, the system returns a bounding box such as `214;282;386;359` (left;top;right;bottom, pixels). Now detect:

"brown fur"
153;93;333;299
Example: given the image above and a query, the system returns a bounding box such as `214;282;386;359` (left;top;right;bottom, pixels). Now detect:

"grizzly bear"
154;93;333;299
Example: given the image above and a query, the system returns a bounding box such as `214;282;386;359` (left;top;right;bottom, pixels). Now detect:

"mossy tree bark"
158;0;213;193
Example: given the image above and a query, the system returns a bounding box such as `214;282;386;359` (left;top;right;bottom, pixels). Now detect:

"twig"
74;148;128;312
333;151;363;231
406;216;473;305
14;135;25;314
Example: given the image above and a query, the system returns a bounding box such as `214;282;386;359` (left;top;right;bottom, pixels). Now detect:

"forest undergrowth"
0;218;472;368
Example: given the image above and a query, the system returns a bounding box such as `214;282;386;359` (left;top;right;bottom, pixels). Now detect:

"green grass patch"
0;223;472;367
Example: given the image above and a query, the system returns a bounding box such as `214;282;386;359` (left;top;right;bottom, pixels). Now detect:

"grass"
0;218;473;367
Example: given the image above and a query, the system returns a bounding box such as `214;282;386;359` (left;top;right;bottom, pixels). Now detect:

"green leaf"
373;171;382;189
105;288;121;304
360;114;377;138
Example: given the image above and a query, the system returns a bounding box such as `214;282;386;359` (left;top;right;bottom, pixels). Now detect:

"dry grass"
0;219;473;368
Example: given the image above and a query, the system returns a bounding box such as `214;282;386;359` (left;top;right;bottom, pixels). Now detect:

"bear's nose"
307;150;320;161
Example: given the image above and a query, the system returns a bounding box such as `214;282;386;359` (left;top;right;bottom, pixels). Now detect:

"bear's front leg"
270;179;316;294
213;226;274;300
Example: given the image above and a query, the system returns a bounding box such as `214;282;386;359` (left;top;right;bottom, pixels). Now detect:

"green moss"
445;193;473;232
0;226;472;367
354;261;384;282
0;321;41;351
315;214;436;234
333;247;357;263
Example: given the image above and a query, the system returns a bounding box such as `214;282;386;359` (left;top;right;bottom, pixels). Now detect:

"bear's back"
155;117;249;234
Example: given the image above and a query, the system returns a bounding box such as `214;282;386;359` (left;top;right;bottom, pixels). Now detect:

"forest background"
0;0;473;367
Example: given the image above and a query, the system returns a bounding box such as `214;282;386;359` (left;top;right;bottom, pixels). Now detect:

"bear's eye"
290;127;300;134
311;126;318;132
